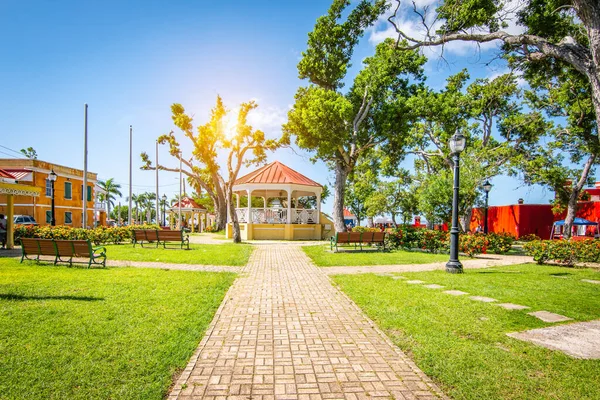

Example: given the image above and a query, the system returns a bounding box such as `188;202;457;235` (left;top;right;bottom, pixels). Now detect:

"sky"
0;0;566;216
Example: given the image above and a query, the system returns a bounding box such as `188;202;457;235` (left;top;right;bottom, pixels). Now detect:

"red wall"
470;204;555;239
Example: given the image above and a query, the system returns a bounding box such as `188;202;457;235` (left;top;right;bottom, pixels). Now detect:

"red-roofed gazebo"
229;161;326;240
168;196;208;232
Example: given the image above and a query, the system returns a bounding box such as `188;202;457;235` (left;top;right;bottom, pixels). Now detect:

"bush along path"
169;244;445;399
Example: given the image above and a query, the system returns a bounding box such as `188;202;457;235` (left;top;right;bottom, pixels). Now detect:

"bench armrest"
92;246;107;256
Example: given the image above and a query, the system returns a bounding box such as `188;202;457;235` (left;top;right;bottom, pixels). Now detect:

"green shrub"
385;227;448;254
486;232;515;254
519;233;541;242
351;226;380;233
523;239;600;266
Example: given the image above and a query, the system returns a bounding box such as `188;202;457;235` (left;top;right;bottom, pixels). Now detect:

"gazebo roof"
235;161;322;187
170;196;207;212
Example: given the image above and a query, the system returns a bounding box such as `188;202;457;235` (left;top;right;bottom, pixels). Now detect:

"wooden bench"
157;229;190;249
132;229;159;247
330;231;386;252
20;238;106;268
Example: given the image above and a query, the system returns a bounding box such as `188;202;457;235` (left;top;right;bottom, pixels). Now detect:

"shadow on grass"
475;270;523;274
0;293;104;302
550;272;573;277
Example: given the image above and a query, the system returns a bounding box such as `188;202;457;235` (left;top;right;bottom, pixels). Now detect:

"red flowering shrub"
13;224;160;245
459;233;488;257
524;239;600;266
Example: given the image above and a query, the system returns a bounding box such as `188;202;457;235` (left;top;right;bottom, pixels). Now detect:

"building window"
65;212;72;224
45;179;52;197
64;182;72;199
80;185;92;202
46;210;52;224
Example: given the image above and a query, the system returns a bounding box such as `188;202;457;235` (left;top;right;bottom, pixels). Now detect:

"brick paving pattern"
170;245;445;399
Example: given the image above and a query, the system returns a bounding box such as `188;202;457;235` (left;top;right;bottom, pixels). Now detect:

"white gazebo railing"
236;207;318;224
292;209;318;224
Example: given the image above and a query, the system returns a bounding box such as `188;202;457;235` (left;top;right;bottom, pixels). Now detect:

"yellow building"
0;159;105;227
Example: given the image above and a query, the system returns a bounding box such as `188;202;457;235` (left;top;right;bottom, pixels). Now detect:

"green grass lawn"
0;259;235;399
333;264;600;400
105;243;253;266
302;244;449;266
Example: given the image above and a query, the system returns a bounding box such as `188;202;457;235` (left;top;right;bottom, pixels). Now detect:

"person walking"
0;214;7;249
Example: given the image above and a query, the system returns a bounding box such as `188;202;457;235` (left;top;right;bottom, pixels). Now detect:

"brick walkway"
170;245;445;399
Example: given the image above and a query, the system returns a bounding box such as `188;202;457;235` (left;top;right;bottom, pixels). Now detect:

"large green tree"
513;67;598;237
390;0;600;235
407;71;546;230
283;0;426;231
142;96;277;242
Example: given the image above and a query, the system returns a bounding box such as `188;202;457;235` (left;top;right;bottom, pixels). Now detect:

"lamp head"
162;194;167;201
449;131;467;154
48;170;57;182
483;180;492;193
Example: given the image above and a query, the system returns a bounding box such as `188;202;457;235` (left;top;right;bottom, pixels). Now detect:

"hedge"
382;227;515;257
524;239;600;266
13;224;161;246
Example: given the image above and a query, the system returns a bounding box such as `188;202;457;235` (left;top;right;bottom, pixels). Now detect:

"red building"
470;183;600;239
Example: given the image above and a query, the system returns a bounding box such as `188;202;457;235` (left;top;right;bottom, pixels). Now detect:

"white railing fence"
235;208;317;224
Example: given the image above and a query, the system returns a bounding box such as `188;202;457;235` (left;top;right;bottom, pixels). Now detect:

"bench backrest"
37;239;57;256
372;232;385;242
21;238;42;255
348;232;362;243
157;230;183;240
335;232;350;243
72;240;92;257
145;229;159;241
133;230;147;240
361;232;374;242
55;240;75;256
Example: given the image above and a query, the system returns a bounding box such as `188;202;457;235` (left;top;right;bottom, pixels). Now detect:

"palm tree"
97;178;122;222
139;192;156;224
127;193;141;225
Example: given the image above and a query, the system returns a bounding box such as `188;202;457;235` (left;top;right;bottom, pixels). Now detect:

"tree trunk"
367;216;374;227
213;197;227;231
460;208;473;233
226;187;242;243
563;192;579;240
391;213;398;227
332;161;349;232
563;155;596;239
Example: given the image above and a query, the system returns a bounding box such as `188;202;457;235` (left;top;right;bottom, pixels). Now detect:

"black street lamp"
162;194;167;227
48;170;57;226
446;132;467;274
482;180;492;234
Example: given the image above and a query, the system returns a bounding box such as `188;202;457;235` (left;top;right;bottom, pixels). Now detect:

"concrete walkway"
170;245;445;399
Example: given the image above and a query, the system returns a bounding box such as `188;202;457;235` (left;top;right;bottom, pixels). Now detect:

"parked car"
13;215;38;226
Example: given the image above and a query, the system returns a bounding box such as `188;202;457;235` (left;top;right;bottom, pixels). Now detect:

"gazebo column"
287;190;292;224
191;211;195;233
316;192;321;222
247;190;251;223
236;193;240;209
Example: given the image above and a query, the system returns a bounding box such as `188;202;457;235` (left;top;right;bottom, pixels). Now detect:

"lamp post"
482;180;492;234
446;131;467;274
48;170;57;226
162;194;167;227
